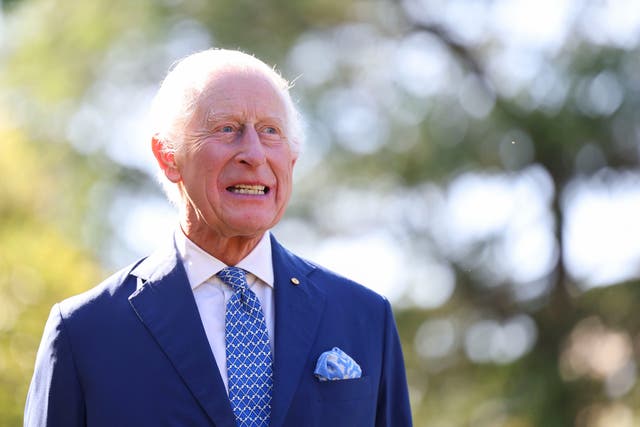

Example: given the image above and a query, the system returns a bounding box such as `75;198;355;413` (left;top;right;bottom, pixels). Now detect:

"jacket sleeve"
376;299;413;427
24;304;86;427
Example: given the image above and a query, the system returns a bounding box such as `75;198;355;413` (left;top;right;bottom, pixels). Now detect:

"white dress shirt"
174;230;275;394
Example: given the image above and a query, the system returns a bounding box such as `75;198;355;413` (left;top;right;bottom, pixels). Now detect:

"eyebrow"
204;111;285;126
204;111;237;123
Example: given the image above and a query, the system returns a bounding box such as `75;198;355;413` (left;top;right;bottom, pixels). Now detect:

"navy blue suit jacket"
25;235;412;426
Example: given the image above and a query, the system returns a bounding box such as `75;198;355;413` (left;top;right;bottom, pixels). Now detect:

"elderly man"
24;49;412;427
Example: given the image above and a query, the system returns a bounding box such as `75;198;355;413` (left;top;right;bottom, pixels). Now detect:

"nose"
236;125;266;166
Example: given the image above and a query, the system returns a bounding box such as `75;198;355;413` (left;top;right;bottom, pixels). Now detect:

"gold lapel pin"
290;277;300;286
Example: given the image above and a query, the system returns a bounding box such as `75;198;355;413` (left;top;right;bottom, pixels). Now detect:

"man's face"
171;69;297;241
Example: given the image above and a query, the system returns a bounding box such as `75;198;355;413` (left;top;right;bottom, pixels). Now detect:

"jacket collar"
128;239;236;427
269;234;327;427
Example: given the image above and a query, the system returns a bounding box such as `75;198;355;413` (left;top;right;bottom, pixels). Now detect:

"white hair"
148;48;304;205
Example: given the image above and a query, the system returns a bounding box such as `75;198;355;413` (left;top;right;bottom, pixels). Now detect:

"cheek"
278;174;295;204
278;164;294;186
205;179;225;203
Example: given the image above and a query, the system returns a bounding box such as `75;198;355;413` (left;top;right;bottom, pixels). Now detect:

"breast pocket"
315;376;374;401
302;376;377;427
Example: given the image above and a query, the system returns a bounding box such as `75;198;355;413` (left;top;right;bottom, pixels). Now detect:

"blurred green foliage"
0;117;102;424
2;0;640;426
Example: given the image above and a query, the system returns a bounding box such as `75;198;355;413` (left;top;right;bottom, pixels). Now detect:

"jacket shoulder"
277;240;388;306
310;260;388;303
57;258;145;319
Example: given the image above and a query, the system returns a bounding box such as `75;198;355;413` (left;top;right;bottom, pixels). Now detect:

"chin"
229;221;273;237
222;210;281;237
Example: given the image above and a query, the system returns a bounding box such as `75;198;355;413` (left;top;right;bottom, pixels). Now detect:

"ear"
151;136;181;183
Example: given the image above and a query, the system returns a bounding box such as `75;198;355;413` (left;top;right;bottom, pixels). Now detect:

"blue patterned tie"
218;267;273;427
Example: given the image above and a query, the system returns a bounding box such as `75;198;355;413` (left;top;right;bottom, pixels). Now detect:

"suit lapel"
128;242;236;427
270;236;326;427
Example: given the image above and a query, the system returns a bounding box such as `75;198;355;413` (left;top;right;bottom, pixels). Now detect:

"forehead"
196;68;288;120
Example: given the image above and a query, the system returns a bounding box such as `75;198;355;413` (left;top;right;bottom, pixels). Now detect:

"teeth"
230;184;266;195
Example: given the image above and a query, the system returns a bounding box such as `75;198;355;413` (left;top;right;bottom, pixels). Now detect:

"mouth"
226;184;269;195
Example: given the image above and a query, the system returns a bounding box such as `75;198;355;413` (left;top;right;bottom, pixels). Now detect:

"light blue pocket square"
314;347;362;381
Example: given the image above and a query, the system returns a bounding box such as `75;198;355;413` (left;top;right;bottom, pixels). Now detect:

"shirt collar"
174;230;274;290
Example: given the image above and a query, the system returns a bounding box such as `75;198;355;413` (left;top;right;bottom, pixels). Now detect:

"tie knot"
217;267;248;293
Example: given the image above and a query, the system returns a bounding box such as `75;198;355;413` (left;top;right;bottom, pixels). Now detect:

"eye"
263;126;278;135
220;125;235;133
259;124;284;137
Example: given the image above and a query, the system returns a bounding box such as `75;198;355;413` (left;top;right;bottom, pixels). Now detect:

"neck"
179;223;264;266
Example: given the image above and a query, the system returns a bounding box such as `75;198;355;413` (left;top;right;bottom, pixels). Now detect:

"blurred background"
2;0;640;425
